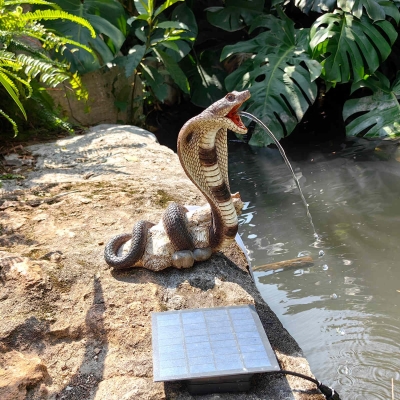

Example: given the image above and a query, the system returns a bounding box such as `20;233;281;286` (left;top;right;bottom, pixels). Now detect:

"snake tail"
104;220;155;269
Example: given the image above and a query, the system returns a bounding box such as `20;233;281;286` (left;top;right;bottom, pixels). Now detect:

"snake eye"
226;93;235;102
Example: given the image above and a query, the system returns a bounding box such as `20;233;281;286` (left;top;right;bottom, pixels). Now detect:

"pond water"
228;138;400;399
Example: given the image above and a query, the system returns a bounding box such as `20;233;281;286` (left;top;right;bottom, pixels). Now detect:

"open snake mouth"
226;104;246;130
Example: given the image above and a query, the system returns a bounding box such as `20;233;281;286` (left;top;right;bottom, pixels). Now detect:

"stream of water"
228;137;400;399
239;111;319;239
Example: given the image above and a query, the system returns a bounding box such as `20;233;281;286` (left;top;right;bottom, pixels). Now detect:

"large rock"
0;351;48;400
0;125;324;399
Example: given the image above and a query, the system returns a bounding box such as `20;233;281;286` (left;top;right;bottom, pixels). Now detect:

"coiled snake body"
104;90;250;269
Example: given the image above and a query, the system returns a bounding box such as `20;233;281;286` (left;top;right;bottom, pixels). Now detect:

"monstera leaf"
310;10;398;84
40;0;127;73
344;73;400;139
180;50;227;108
294;0;336;15
337;0;400;22
221;11;321;146
206;0;264;32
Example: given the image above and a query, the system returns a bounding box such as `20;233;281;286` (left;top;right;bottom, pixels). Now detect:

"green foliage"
206;0;265;32
344;72;400;138
310;10;398;84
207;0;400;144
0;173;25;180
180;50;227;108
294;0;336;14
219;9;321;145
116;0;197;104
337;0;400;22
0;0;94;135
39;0;127;73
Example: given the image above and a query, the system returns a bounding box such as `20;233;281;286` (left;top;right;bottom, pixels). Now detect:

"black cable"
267;370;341;400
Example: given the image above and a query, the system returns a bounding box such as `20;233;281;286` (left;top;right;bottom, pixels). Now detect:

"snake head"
206;90;250;134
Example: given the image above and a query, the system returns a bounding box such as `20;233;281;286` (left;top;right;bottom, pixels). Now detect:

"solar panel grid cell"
152;305;279;382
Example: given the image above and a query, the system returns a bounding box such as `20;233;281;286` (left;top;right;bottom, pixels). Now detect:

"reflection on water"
229;139;400;399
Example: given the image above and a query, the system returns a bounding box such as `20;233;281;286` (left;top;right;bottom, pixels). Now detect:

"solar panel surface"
152;305;279;381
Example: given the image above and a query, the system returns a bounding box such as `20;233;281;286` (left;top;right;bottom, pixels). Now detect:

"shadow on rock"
55;277;108;400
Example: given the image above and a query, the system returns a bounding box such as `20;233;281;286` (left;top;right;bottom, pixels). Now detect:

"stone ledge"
0;125;324;399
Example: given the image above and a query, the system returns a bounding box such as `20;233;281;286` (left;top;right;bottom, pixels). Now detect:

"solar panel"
152;305;280;387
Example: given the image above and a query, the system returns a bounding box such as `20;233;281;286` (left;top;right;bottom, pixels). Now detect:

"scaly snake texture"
104;90;250;269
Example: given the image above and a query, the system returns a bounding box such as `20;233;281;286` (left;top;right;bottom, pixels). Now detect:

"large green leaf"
154;0;184;17
160;2;197;61
172;3;198;38
222;12;320;146
141;64;169;102
134;0;151;16
180;51;227;108
41;0;127;73
206;0;264;32
344;73;400;138
0;71;27;119
153;4;196;62
155;48;189;93
310;10;398;84
294;0;336;15
337;0;400;23
114;44;146;77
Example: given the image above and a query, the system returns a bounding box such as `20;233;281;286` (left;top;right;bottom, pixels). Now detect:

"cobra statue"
104;90;251;271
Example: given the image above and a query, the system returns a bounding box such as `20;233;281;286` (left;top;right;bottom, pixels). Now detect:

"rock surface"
0;125;324;399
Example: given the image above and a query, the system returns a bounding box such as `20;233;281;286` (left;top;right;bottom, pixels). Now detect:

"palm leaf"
222;11;321;146
344;73;400;138
310;10;398;84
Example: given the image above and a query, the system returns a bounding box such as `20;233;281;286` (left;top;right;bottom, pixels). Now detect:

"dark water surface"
228;139;400;399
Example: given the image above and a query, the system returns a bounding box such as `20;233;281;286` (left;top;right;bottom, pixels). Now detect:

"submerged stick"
253;256;314;272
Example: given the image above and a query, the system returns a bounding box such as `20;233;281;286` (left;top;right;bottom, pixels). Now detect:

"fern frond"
21;25;94;56
29;88;74;132
0;58;22;70
68;71;88;101
0;1;94;135
0;107;18;136
23;10;96;38
0;51;23;71
0;67;33;97
0;71;27;119
0;50;15;61
17;54;69;87
5;0;60;9
8;37;50;60
0;69;21;97
41;32;94;55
